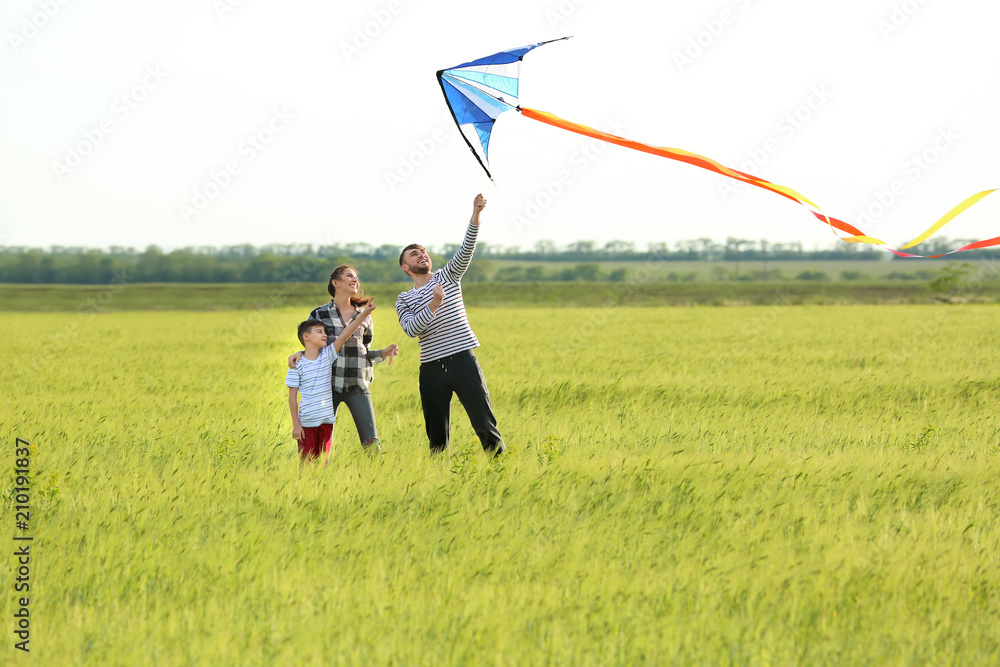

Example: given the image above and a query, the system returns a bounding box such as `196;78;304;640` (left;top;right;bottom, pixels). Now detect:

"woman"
289;265;398;451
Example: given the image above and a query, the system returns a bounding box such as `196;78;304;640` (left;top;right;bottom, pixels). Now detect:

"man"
395;193;505;456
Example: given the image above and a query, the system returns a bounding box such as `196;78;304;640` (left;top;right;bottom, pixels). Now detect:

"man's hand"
471;193;486;224
429;284;445;313
288;351;303;369
292;424;305;442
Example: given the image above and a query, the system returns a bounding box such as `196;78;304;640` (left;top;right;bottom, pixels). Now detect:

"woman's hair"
327;264;371;306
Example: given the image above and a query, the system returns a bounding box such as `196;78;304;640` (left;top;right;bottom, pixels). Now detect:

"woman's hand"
362;298;377;317
381;343;399;364
288;351;303;369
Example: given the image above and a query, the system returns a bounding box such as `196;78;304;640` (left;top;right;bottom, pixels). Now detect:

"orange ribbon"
519;107;999;258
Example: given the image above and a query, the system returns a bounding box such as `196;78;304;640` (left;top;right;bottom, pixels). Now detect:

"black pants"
419;350;504;454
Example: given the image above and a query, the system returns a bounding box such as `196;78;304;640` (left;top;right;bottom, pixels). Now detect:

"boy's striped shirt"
285;345;338;427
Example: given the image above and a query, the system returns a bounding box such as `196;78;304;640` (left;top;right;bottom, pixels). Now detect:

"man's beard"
411;264;431;275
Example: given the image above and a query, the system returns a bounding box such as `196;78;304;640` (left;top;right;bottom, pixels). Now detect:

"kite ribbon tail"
518;106;1000;257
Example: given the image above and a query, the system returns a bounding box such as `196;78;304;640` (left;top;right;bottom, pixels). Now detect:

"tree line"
0;237;994;284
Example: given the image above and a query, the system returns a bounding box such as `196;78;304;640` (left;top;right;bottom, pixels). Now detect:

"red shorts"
299;423;333;461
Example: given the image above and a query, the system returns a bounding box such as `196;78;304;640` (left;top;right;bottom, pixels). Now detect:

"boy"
287;300;376;462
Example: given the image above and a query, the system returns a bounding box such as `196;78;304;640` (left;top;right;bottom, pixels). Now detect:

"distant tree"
647;242;669;257
725;237;754;277
524;266;546;281
463;258;493;282
795;270;829;281
534;239;556;255
604;240;635;255
566;240;596;254
373;244;398;259
496;266;525;282
676;239;699;258
345;242;373;257
573;263;604;281
710;266;731;282
930;262;973;293
138;246;168;282
696;238;721;261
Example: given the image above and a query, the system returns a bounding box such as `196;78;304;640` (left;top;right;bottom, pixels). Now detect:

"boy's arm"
439;194;485;283
288;387;304;442
330;300;377;352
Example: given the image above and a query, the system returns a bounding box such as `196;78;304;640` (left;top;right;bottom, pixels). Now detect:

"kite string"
518;107;998;259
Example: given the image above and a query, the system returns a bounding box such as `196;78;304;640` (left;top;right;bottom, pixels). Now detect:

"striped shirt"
396;222;480;363
308;301;384;392
285;345;338;427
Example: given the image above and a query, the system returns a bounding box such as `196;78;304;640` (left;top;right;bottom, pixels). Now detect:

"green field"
487;258;939;281
2;302;999;664
3;275;1000;313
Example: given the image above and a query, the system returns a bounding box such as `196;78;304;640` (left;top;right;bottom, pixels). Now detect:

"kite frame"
436;37;571;182
435;68;495;181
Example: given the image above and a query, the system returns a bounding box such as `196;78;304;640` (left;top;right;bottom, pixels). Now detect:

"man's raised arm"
440;193;486;283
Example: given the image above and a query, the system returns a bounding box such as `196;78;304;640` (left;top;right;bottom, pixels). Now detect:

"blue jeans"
332;386;379;447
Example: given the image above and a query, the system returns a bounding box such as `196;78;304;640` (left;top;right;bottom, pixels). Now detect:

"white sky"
1;0;998;252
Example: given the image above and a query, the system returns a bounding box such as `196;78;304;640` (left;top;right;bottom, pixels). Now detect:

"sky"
1;0;998;253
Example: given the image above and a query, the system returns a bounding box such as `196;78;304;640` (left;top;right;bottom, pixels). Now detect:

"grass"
1;304;999;664
487;257;920;279
3;276;1000;313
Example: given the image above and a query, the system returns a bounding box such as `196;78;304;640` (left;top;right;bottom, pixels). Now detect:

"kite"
436;38;999;258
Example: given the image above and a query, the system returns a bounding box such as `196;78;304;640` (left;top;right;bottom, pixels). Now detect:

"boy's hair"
297;318;326;346
399;243;424;267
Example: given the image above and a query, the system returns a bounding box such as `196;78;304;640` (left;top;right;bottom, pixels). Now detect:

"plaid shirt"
308;301;385;393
